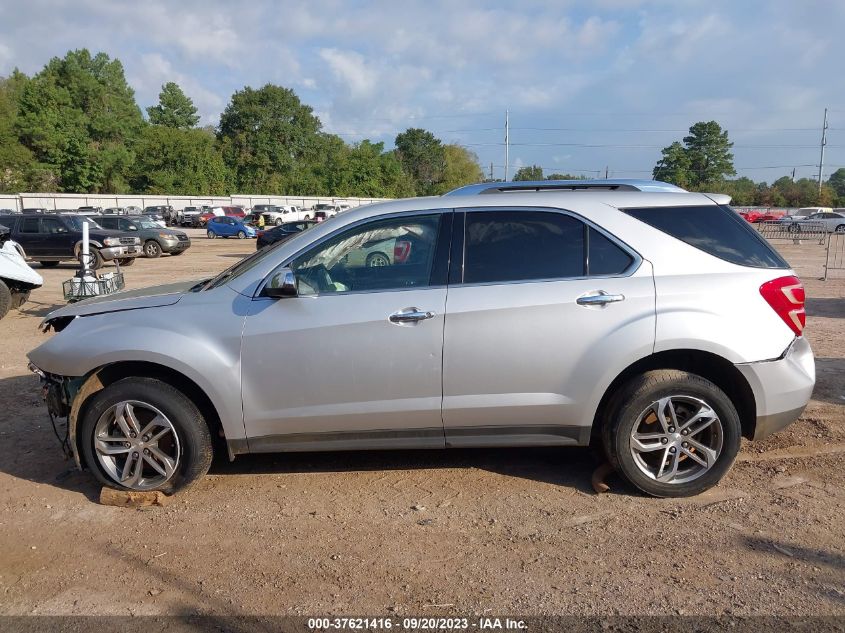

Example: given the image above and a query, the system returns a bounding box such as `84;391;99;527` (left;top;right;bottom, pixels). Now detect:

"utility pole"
605;166;609;179
489;162;494;181
504;109;510;182
818;107;828;193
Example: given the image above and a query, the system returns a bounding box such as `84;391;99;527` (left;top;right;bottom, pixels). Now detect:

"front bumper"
100;245;140;260
736;336;816;440
161;238;191;254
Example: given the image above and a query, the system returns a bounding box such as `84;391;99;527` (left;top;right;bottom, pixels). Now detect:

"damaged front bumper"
29;362;99;468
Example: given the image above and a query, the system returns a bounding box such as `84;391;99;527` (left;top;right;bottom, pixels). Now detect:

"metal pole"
504;109;509;182
818;107;828;193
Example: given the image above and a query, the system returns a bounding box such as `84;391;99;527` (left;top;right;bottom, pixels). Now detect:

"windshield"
66;216;102;230
133;218;160;229
202;239;287;290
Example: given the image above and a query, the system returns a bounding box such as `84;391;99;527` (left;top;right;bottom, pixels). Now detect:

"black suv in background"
0;214;140;269
256;220;316;250
144;205;176;225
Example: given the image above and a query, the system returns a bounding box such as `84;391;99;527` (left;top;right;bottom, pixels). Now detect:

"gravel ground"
0;230;843;617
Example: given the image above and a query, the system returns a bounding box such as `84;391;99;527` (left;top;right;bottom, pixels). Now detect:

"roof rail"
443;179;687;196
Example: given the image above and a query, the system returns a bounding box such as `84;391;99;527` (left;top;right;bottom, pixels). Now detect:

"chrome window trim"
455;206;643;288
255;208;453;299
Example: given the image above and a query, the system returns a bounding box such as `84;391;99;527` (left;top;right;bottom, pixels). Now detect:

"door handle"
576;291;625;306
389;307;435;324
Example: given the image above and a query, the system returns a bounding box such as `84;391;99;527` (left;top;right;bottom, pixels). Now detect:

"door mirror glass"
265;267;298;298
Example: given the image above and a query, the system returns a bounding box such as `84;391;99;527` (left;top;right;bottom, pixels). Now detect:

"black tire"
835;224;845;234
39;261;60;268
116;257;135;267
207;230;216;239
0;279;11;320
788;223;801;233
275;218;282;226
601;370;741;498
88;248;104;270
237;230;246;239
79;377;213;494
144;240;162;258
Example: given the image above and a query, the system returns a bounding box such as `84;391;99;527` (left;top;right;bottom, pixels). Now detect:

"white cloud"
319;48;378;100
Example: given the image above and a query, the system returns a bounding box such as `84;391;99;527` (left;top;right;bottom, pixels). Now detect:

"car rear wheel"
79;377;213;493
275;218;282;226
366;251;390;267
835;224;845;233
39;261;60;268
144;240;162;258
237;231;246;239
207;230;216;239
602;370;741;498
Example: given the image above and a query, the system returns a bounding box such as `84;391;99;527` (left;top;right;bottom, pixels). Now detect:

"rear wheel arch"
591;349;757;443
74;361;227;468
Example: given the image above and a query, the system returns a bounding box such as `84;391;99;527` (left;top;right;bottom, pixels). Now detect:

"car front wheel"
144;240;162;258
79;377;213;493
602;370;741;498
237;231;246;239
207;230;216;239
835;224;845;233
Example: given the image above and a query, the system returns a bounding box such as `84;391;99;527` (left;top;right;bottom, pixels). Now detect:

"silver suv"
29;180;815;497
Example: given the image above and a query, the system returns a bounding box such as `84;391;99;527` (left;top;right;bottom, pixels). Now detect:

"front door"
442;208;656;447
240;211;451;452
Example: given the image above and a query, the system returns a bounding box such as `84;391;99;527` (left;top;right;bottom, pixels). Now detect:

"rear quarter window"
622;205;788;269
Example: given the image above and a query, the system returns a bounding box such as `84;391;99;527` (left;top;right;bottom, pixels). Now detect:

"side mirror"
264;268;298;298
128;225;138;231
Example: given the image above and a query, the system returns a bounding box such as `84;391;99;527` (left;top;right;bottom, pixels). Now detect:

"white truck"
257;204;309;225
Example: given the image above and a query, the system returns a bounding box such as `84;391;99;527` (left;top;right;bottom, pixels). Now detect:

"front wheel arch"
73;362;227;470
591;349;757;443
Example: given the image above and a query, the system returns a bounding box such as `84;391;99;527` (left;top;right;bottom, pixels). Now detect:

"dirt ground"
0;230;843;618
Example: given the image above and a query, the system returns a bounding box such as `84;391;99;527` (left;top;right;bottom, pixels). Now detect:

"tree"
546;173;584;180
827;168;845;203
683;121;735;187
131;125;230;195
652;141;692;188
0;72;36;192
15;49;144;193
717;177;758;206
653;121;735;189
394;128;446;196
438;145;483;193
513;165;544;181
218;84;323;193
147;82;200;129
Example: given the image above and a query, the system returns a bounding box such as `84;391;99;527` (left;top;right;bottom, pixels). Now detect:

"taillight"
394;240;411;264
760;275;805;336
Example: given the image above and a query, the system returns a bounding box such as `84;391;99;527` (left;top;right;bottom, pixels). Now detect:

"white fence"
0;192;391;212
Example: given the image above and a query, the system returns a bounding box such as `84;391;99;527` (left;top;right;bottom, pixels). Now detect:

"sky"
2;0;844;184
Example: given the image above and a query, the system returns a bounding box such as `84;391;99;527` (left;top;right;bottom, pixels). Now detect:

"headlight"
159;233;175;239
103;237;120;246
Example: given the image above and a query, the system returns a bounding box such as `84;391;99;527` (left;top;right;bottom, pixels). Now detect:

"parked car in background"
144;205;176;226
77;206;103;214
140;209;167;228
258;205;307;225
21;208;49;214
0;208;20;215
177;206;202;227
97;215;191;258
28;179;815;497
309;203;340;219
102;207;127;216
206;215;257;239
787;211;845;233
255;220;316;250
125;205;143;214
0;213;140;269
0;225;43;320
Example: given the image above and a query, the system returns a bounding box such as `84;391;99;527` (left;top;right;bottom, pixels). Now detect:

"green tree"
827;168;845;203
131;125;230;195
683;121;735;187
218;84;323;193
147;82;200;129
717;177;758;206
653;141;692;188
545;173;584;180
437;145;483;193
394;128;446;196
15;49;144;192
513;164;544;181
0;72;36;192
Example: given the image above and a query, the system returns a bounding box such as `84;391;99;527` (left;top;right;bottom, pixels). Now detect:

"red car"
198;206;247;226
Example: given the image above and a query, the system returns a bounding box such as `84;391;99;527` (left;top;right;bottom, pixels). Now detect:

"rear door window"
20;217;40;233
463;210;585;283
588;227;633;275
622;205;788;269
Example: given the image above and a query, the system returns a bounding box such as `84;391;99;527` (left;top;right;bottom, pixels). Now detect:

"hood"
43;278;201;321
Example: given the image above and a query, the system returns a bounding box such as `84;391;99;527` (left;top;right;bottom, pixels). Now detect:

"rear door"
39;217;76;257
442;208;656;447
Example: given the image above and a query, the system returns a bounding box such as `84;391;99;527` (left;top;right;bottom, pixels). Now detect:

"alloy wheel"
93;400;181;490
629;395;723;485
